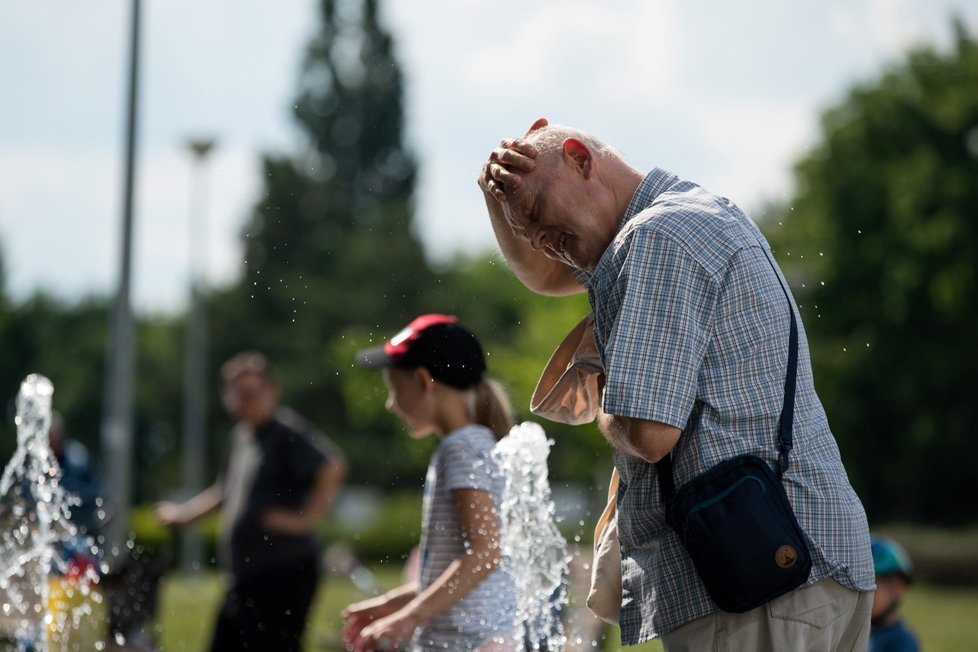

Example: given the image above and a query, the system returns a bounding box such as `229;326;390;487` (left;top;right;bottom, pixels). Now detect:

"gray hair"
526;124;625;162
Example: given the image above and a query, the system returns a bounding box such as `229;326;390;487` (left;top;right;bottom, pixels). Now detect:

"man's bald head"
496;123;639;271
504;124;623;209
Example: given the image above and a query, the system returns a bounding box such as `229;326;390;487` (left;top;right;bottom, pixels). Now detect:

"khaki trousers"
661;578;873;652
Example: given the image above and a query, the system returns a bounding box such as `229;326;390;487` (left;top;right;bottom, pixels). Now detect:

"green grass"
901;583;978;652
154;564;405;652
145;569;976;651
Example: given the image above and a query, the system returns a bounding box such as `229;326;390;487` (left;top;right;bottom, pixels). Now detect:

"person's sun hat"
530;312;604;425
356;314;486;390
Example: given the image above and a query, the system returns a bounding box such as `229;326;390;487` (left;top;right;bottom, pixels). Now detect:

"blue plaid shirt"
574;169;875;643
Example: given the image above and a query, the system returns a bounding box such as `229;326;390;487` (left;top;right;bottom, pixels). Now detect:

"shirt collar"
573;168;678;288
617;167;678;235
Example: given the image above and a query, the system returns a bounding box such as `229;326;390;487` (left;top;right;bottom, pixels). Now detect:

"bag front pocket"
668;455;812;613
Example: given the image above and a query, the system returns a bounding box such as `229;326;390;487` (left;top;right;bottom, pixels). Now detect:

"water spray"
493;421;570;651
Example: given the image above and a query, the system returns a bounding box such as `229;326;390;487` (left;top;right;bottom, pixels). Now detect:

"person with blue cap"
870;535;919;652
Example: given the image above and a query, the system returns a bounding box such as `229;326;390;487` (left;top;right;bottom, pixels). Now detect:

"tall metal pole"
180;138;215;573
100;0;140;566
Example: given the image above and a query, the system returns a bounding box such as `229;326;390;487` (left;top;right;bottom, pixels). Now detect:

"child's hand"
340;597;399;650
350;609;420;652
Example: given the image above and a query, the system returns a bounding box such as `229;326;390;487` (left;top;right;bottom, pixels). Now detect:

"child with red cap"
341;315;518;652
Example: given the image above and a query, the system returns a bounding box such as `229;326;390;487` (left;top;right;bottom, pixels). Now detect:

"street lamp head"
186;138;217;159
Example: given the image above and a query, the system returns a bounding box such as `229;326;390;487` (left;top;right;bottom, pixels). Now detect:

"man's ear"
527;117;549;134
562;138;592;178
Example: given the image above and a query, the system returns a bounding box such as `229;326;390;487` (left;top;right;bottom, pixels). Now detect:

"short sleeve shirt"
219;407;336;583
574;169;875;643
415;425;516;651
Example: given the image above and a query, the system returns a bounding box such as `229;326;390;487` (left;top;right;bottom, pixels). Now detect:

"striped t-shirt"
414;424;516;651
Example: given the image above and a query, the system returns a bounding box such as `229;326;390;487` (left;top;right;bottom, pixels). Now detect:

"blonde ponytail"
474;377;515;441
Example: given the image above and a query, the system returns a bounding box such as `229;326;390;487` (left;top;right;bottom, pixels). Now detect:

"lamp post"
180;138;216;573
101;0;141;566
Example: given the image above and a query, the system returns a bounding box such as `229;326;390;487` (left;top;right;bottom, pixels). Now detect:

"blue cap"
871;535;913;581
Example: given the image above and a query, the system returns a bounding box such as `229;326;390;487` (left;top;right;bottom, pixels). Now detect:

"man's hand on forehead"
479;117;548;203
481;139;538;202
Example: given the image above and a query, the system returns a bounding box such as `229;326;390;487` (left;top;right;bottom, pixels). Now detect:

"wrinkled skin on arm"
598;412;681;463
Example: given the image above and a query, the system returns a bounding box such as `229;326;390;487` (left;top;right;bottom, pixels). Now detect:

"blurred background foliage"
0;2;976;570
763;18;978;526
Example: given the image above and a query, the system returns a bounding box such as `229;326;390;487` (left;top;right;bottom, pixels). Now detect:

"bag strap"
767;247;799;478
657;245;798;507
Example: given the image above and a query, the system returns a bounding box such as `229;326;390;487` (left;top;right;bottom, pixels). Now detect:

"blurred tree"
0;293;184;504
0;295;109;465
0;239;6;301
207;0;435;486
131;315;186;503
428;255;611;485
338;252;613;491
0;242;10;413
765;20;978;524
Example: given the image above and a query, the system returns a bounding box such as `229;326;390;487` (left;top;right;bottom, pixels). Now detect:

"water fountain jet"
493;421;570;651
0;374;104;651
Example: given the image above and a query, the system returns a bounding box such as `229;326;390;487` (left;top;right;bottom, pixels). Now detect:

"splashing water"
0;374;102;651
493;421;569;651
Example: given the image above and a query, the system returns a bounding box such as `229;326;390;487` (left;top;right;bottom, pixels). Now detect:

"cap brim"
355;345;392;370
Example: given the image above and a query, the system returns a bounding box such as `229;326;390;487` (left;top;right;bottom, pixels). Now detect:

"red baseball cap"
356;314;486;389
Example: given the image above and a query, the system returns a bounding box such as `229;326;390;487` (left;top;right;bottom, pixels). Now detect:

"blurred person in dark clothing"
155;351;347;652
48;411;103;537
869;536;919;652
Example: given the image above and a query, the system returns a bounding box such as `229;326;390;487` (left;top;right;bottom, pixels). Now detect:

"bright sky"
1;0;975;314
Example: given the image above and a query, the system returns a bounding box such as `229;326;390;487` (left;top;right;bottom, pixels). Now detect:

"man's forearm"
180;484;223;524
477;126;585;296
597;412;646;459
484;191;534;276
480;169;582;296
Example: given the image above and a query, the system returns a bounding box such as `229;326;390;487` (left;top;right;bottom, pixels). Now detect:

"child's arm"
405;487;503;616
351;488;503;652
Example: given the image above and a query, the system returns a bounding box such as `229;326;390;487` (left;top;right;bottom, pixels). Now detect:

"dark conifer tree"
210;0;433;456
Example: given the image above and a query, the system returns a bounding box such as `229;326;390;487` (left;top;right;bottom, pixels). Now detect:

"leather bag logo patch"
775;545;798;569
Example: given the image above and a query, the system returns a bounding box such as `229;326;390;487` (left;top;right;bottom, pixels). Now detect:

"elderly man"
479;118;874;650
